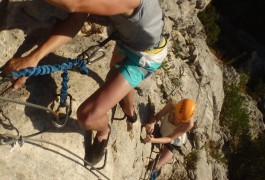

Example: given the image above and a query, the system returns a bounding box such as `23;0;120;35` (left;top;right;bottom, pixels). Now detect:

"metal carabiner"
52;94;73;128
78;45;106;65
78;33;117;64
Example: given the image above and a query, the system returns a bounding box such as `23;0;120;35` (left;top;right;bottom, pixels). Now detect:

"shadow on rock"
138;95;156;125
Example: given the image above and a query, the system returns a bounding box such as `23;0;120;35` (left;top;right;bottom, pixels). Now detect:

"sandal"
84;125;111;166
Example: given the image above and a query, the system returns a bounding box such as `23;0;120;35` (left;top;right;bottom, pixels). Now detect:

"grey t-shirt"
109;0;164;51
88;0;164;51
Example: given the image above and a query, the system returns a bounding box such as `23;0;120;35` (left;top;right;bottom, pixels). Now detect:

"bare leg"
109;46;124;68
77;70;133;141
156;146;173;170
121;89;135;116
109;46;135;117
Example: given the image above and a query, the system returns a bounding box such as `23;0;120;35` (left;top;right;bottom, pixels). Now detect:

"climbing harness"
0;34;116;180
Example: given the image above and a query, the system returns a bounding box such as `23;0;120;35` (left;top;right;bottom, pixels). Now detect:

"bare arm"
148;119;194;144
4;13;87;88
6;0;140;71
153;101;176;122
145;101;176;134
29;0;141;62
29;13;88;62
5;0;140;87
44;0;140;15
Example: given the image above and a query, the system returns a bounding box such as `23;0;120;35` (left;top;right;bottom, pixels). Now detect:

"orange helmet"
175;99;196;122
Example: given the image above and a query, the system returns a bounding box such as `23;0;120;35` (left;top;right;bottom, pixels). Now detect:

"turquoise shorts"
114;41;167;88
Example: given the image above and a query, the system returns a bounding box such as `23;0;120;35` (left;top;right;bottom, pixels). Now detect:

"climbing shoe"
150;169;161;180
125;111;138;123
119;100;138;123
84;125;111;166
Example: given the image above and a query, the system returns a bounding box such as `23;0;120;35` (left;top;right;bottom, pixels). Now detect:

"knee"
77;106;94;129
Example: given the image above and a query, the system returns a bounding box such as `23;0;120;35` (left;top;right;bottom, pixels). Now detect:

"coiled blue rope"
9;58;89;105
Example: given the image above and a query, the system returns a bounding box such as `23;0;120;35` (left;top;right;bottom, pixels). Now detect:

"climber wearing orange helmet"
144;99;196;176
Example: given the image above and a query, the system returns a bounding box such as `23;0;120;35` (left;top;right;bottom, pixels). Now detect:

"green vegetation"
227;133;265;180
210;0;265;101
220;71;265;179
205;140;226;164
172;38;183;58
160;60;171;74
170;77;181;87
159;60;182;94
238;70;250;91
220;72;250;149
199;1;265;179
186;150;200;171
197;3;220;48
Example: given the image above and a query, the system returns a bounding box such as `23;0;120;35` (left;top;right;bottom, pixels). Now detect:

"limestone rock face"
0;1;263;180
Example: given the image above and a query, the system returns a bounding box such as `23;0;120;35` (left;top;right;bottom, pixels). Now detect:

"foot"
150;170;158;180
126;111;137;123
149;168;161;180
119;100;137;123
84;125;111;166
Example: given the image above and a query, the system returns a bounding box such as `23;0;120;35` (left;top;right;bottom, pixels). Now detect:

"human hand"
4;56;38;89
143;134;154;143
145;122;155;134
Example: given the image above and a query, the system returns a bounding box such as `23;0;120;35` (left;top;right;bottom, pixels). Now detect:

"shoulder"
185;119;194;129
62;0;141;15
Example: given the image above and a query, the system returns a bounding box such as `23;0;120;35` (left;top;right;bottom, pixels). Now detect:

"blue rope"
9;58;89;105
60;70;69;106
10;58;88;78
